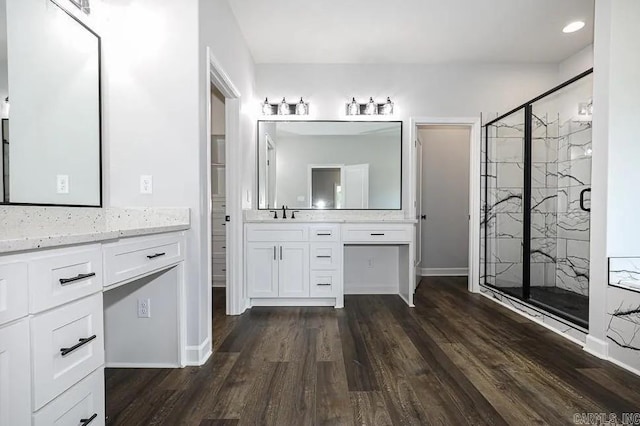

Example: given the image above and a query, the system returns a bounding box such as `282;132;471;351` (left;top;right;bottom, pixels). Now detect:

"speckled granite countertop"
243;209;416;223
0;206;190;254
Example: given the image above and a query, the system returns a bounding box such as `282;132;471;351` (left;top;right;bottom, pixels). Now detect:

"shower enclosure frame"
482;68;593;329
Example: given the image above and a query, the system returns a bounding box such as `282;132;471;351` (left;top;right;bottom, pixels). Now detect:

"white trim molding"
185;337;212;366
420;267;469;276
409;116;482;294
584;335;609;359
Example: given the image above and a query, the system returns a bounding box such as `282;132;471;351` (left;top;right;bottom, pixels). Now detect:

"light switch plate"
140;175;153;194
56;175;69;194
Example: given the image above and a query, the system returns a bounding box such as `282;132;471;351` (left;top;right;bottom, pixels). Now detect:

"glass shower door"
484;109;526;299
528;74;593;327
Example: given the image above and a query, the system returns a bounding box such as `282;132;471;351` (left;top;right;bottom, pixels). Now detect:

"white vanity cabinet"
246;225;310;299
0;230;187;426
245;221;415;309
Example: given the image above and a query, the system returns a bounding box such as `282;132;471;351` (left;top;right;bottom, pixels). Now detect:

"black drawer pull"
147;252;166;259
317;233;331;236
316;255;332;258
222;269;226;272
80;413;98;426
371;233;385;236
60;335;97;357
59;272;96;285
317;283;332;286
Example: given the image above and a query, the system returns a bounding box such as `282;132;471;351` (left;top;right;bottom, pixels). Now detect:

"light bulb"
365;97;376;115
278;97;290;115
262;98;272;115
348;97;359;116
295;97;307;115
382;97;393;115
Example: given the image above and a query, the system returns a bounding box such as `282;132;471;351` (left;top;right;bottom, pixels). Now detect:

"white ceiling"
227;0;594;64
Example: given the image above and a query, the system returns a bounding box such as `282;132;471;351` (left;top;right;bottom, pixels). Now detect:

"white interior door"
415;138;423;269
343;164;369;209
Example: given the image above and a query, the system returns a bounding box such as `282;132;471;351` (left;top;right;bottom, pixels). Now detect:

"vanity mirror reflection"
257;121;402;210
0;0;101;206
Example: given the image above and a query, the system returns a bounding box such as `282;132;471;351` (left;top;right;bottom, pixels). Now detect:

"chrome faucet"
281;205;287;219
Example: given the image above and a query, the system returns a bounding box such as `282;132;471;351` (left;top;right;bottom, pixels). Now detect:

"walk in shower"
481;70;593;328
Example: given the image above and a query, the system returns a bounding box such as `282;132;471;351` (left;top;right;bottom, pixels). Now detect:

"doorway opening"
417;125;471;281
210;86;226;335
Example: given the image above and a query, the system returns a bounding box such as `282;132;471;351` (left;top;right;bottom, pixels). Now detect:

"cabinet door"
278;243;310;298
0;319;31;426
246;243;279;298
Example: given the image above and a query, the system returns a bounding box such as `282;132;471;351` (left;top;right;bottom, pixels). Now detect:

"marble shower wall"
608;258;640;372
482;112;525;289
481;113;592;297
555;119;592;296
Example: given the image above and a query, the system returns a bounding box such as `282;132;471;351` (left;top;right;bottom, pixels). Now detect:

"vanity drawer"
212;235;226;254
31;293;104;410
310;243;341;270
29;245;103;314
310;270;340;297
33;367;105;426
309;225;341;242
342;225;413;243
0;262;28;325
103;234;184;287
246;224;308;242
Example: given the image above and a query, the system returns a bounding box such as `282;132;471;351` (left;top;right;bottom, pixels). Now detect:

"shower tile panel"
492;138;523;163
494;262;523;287
496;163;524;188
557;213;590;241
531;188;558;213
556;260;589;296
494;238;523;263
488;189;522;213
496;213;522;239
531;238;557;263
558;157;592;187
494;122;525;138
532;138;558;162
531;213;557;238
609;258;640;292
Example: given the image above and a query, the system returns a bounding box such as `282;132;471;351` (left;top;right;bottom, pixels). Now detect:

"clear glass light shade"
262;98;272;115
364;97;376;115
382;97;394;115
295;98;307;115
278;98;290;115
347;97;359;115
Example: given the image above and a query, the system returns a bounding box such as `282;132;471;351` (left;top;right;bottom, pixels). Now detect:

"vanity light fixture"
345;97;395;116
69;0;91;14
261;97;309;116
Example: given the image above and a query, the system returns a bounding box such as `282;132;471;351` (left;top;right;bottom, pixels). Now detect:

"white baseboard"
105;362;181;369
607;355;640;377
420;267;468;276
185;337;212;366
344;284;399;295
584;335;609;359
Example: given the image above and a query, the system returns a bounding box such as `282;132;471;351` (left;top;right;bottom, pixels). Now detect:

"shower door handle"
580;188;591;212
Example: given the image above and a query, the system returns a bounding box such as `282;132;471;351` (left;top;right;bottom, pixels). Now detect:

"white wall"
256;63;561;215
558;44;594;81
418;126;470;270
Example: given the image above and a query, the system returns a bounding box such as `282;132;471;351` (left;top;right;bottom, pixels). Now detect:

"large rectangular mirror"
0;0;101;206
258;121;402;210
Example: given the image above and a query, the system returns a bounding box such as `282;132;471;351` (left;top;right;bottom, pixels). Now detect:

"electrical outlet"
137;298;151;318
140;175;153;194
56;175;69;194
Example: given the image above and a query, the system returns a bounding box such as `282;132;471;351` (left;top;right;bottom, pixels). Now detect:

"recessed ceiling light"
563;21;585;33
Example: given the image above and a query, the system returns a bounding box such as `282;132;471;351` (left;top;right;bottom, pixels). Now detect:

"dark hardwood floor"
105;277;640;425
